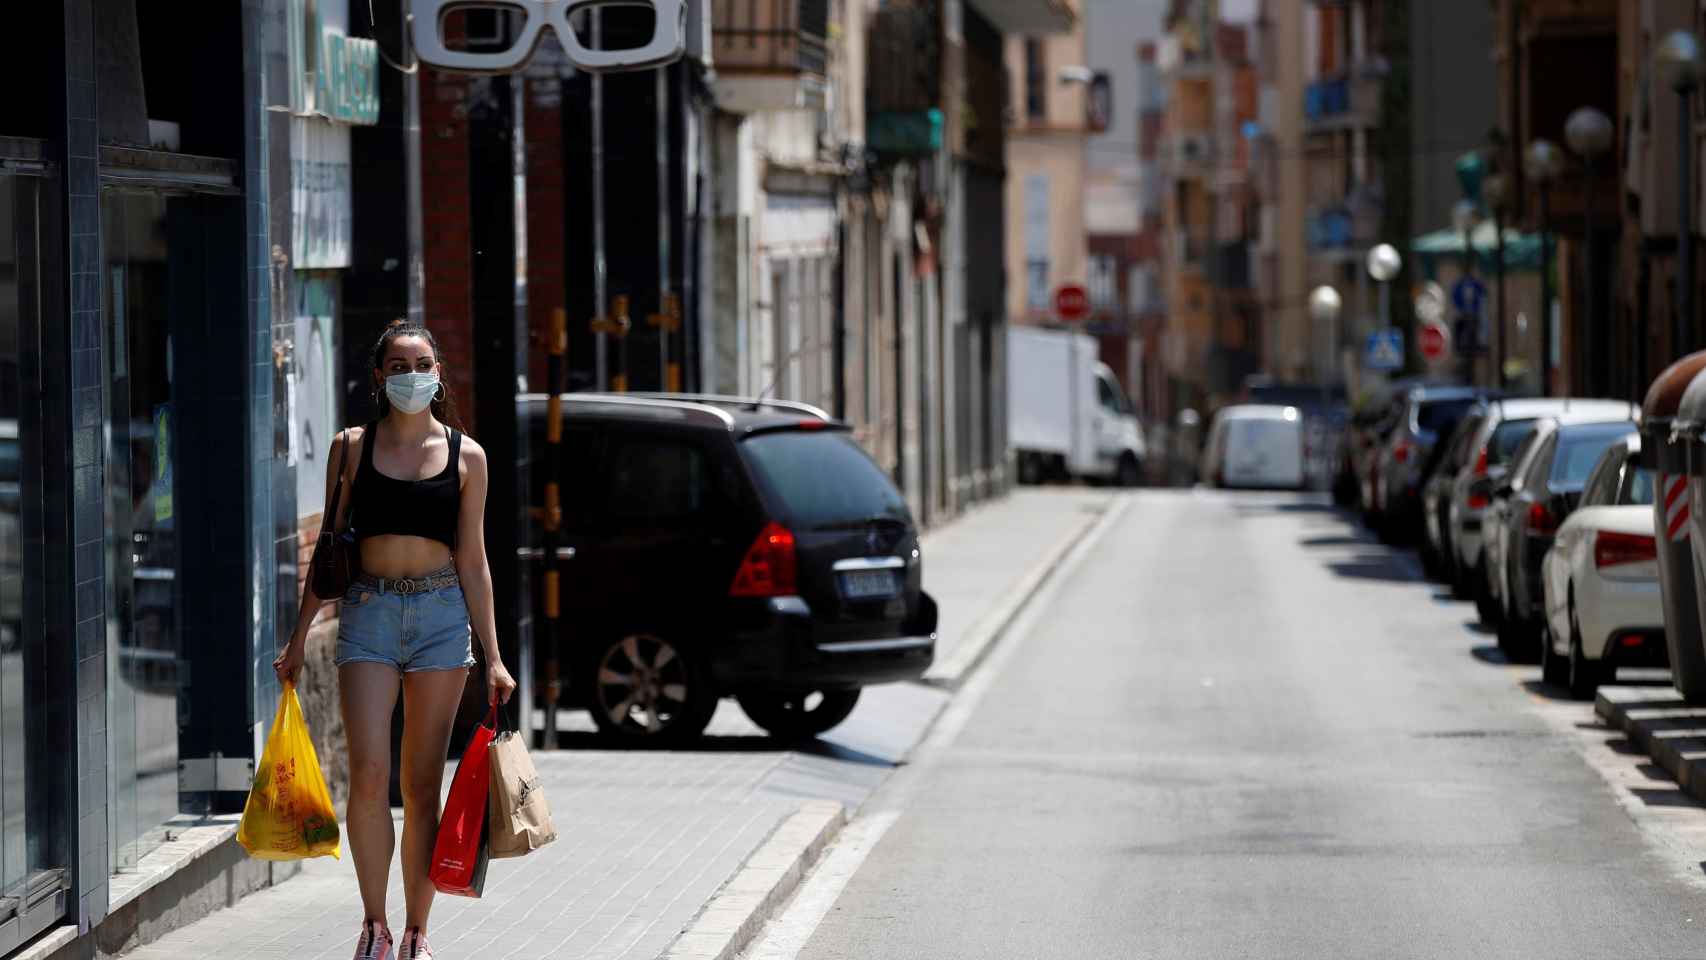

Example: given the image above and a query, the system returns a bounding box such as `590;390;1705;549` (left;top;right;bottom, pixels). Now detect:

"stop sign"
1419;321;1450;361
1055;284;1091;323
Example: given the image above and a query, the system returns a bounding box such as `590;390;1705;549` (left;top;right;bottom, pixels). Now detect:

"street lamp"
1451;200;1480;381
1525;138;1563;394
1365;243;1401;335
1566;105;1614;394
1659;30;1704;360
1310;285;1343;417
1484;171;1510;386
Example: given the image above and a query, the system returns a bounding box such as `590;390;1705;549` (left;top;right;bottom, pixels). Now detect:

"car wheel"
1116;454;1143;488
1474;561;1501;627
1540;621;1568;686
1567;605;1605;701
737;689;861;741
1496;612;1534;663
590;632;717;744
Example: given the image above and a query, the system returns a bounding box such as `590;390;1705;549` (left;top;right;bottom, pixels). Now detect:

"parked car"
1483;414;1640;660
524;393;938;743
1539;433;1663;698
1372;385;1488;543
1200;404;1306;489
1421;407;1489;584
1448;398;1637;619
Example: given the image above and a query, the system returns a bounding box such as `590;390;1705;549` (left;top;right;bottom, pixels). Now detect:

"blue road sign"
1451;276;1487;317
1364;328;1405;371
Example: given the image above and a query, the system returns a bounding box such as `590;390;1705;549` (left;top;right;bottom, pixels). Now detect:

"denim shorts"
334;570;476;673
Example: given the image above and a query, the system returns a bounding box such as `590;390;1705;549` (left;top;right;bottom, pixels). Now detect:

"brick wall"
421;61;478;417
525;66;568;392
294;514;349;804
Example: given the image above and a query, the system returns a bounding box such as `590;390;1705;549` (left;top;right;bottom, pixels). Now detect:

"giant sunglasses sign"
410;0;687;74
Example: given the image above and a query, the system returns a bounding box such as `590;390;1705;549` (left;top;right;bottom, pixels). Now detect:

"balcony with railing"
712;0;830;113
1303;68;1381;133
1305;203;1380;262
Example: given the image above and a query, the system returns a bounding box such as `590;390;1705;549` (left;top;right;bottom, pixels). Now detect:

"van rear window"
741;432;910;530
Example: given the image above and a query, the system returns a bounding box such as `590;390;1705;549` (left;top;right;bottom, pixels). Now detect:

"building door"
0;157;74;956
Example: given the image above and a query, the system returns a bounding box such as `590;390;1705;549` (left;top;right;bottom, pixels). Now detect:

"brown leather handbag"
310;429;360;598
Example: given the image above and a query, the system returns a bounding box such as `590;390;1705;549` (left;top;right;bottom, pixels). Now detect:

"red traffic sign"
1419;321;1451;361
1055;284;1091;323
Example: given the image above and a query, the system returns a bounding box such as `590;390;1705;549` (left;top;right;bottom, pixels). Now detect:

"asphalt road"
787;489;1706;959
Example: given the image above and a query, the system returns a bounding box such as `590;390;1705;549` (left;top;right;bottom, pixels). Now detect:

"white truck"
1007;326;1146;486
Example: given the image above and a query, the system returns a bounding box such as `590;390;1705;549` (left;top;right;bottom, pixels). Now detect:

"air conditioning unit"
1173;134;1214;168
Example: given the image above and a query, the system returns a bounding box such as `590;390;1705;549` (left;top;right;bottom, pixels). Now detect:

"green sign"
289;0;380;126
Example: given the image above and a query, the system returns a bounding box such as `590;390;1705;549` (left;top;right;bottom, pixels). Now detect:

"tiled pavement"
117;487;1082;960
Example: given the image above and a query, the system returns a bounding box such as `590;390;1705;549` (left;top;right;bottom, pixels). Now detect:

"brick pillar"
420;63;477;415
526;66;568;392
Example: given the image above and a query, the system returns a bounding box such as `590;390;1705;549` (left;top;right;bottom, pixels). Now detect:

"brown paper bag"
487;730;557;859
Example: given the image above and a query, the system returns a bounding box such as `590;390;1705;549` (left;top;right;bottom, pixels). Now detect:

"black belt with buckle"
354;569;459;595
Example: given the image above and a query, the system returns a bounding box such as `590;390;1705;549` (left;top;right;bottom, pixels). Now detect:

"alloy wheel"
595;634;695;736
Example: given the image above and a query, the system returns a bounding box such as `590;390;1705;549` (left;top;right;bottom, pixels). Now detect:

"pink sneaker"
353;920;392;960
398;928;433;960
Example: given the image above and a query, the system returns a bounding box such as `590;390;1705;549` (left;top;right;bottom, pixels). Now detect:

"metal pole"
1461;225;1475;385
657;66;674;391
1539;182;1553;395
1583;157;1598;394
592;10;609;390
1681;87;1695;359
537;308;567;749
1495;209;1507;388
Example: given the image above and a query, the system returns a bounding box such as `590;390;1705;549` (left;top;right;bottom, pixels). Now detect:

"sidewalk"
920;487;1114;684
89;487;1104;960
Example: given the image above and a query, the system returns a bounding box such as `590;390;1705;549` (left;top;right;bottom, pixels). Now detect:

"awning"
964;0;1076;34
1412;220;1545;276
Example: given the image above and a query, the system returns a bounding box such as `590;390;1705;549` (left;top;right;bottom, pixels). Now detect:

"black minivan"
525;393;937;744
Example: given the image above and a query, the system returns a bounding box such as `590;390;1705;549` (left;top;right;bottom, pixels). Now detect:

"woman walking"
275;320;517;960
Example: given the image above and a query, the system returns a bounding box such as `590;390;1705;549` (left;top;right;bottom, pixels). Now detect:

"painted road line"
744;812;901;960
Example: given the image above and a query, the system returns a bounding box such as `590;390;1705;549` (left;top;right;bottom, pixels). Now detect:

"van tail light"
1595;531;1657;569
730;522;798;597
1467;491;1490;510
1526;503;1558;535
1472;445;1489;476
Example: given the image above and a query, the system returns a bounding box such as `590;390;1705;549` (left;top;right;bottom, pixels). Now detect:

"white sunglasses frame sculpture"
410;0;687;74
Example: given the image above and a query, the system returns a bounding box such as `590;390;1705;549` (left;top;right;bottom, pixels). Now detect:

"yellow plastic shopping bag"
238;682;341;861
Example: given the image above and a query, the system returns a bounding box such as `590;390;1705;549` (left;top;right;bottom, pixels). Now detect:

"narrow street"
776;490;1706;958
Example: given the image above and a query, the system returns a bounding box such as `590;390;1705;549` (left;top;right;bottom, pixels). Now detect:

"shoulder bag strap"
324;428;350;533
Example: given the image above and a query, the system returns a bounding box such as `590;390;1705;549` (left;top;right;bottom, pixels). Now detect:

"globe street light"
1310;285;1343;390
1659;30;1704;359
1484;171;1511;385
1566;105;1614;394
1365;243;1401;344
1525;138;1563;394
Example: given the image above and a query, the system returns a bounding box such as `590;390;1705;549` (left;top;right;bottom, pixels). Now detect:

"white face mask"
385;372;440;414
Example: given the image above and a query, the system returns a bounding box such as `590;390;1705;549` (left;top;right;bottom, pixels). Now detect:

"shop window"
96;0;243;155
0;164;74;958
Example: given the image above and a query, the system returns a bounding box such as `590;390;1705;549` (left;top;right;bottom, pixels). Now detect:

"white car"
1540;433;1663;698
1200;405;1305;490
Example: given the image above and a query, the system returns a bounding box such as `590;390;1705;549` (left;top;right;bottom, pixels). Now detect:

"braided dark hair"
370;319;464;432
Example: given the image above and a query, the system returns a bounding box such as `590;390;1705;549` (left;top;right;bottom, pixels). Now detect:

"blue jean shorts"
334;569;476;673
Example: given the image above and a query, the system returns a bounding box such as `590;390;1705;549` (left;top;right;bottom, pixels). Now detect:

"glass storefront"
100;191;187;873
0;153;73;956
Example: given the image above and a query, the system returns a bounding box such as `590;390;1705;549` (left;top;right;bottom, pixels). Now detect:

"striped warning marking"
1665;474;1691;543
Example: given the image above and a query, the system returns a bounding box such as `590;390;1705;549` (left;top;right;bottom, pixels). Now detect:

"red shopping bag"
429;706;497;897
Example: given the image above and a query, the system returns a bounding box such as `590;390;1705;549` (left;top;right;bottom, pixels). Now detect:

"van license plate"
840;569;898;600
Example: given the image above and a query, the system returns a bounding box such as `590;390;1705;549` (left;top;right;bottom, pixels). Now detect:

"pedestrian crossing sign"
1364;328;1404;371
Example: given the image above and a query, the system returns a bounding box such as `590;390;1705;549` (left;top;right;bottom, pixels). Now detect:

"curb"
661;800;847;960
1595;686;1706;804
920;497;1112;688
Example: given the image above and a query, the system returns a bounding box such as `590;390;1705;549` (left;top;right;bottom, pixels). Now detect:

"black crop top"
351;420;462;548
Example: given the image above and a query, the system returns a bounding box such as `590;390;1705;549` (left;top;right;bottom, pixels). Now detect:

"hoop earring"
434;382;446;402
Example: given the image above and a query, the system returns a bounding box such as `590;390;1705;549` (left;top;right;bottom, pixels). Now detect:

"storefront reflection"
102;191;183;872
